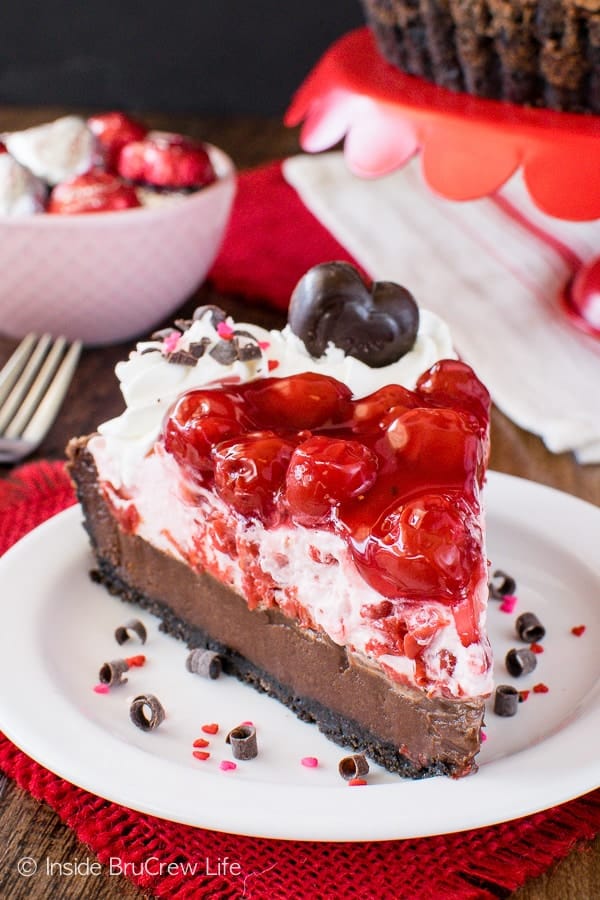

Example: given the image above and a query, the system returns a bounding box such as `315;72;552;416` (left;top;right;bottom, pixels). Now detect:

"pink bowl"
0;145;236;345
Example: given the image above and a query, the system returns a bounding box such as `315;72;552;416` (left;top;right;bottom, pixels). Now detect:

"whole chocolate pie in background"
360;0;600;113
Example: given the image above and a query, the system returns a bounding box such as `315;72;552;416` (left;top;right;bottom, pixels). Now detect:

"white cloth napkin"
283;153;600;464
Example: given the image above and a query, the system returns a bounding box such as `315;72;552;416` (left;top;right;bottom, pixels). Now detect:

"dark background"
0;1;363;116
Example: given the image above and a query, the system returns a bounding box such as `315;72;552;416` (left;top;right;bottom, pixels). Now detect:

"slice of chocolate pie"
68;262;492;778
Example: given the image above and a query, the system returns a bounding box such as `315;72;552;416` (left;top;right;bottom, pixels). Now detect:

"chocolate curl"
209;340;238;365
338;754;370;781
129;694;165;731
505;647;537;677
193;305;228;327
494;685;519;717
98;659;129;686
114;619;147;646
515;612;546;643
226;724;258;760
167;349;201;367
186;648;222;680
489;569;517;600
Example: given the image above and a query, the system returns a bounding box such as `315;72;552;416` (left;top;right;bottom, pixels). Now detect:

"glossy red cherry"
242;373;353;431
213;432;295;521
87;111;147;171
416;360;490;432
164;389;242;473
385;406;483;499
355;494;480;602
352;384;420;432
117;132;215;189
47;171;141;214
286;435;378;525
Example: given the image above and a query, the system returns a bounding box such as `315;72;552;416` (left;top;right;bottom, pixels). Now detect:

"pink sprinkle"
217;321;234;340
219;760;237;772
241;720;254;726
480;731;487;743
93;683;109;694
258;341;270;350
499;594;517;614
301;756;319;768
163;332;180;353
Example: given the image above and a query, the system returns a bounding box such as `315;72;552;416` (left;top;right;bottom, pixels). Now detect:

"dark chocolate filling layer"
67;438;484;778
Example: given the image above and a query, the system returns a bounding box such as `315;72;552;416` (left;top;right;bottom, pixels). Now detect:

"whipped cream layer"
88;307;492;701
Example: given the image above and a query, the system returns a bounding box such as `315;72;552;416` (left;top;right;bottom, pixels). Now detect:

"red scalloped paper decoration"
286;28;600;221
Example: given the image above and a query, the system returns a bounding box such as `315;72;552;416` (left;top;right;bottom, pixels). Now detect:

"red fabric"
2;170;600;898
208;161;366;309
1;471;600;900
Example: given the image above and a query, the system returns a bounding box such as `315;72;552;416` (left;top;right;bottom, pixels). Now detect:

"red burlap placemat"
1;165;600;898
1;461;600;899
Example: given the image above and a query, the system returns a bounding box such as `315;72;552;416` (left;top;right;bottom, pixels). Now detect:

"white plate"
0;472;599;842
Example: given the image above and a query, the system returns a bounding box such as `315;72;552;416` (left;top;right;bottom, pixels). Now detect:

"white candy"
4;115;98;186
0;153;46;216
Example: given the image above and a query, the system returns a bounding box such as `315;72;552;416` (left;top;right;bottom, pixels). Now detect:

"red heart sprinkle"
529;643;544;654
533;683;549;694
571;625;586;636
193;738;210;748
348;778;368;786
126;654;146;667
192;750;210;761
267;359;279;372
217;321;234;340
201;723;219;734
519;690;530;702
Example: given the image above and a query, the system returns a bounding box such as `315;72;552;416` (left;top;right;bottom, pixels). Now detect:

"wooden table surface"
0;107;599;900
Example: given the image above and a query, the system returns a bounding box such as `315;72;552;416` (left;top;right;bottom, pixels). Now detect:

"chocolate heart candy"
288;263;419;367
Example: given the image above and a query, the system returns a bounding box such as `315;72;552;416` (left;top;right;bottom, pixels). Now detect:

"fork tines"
0;333;82;455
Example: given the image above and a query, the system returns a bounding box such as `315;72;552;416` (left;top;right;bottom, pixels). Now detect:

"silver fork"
0;333;82;463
